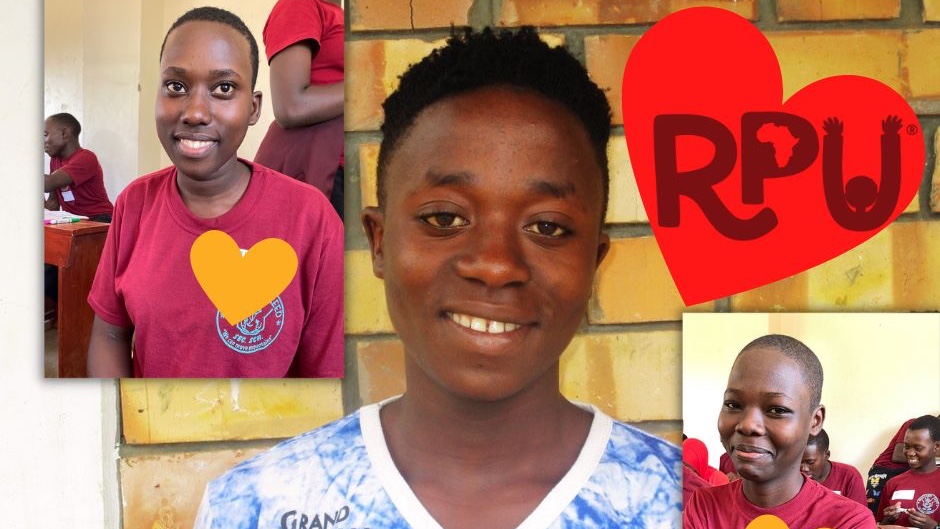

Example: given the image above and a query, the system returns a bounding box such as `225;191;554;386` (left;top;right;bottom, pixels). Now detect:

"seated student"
684;437;730;486
866;417;918;515
43;112;116;326
43;112;114;223
876;415;940;529
683;335;876;529
801;429;868;506
195;27;681;528
86;7;343;378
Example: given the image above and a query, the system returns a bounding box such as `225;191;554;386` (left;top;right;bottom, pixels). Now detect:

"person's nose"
181;89;211;126
454;223;531;288
800;461;810;474
735;407;765;436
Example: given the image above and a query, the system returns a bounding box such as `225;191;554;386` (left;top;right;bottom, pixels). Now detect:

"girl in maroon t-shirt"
684;335;876;529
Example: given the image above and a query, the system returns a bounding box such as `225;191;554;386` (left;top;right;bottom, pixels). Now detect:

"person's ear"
361;207;385;279
595;232;610;269
809;404;825;436
248;91;262;126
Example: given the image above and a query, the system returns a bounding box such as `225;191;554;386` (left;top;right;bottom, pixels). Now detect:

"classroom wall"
682;313;940;476
44;0;281;203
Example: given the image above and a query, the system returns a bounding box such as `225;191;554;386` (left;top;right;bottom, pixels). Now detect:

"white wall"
682;313;940;476
4;2;119;527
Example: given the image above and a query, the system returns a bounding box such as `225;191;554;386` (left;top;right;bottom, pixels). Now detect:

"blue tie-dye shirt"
195;400;681;529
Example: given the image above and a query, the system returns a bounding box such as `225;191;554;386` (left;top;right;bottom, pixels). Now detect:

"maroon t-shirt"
822;460;868;507
51;147;113;217
88;161;344;378
684;477;876;529
872;418;916;469
876;469;940;526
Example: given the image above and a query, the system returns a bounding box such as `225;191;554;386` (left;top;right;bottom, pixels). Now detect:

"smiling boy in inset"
684;334;875;528
195;27;681;529
876;415;940;528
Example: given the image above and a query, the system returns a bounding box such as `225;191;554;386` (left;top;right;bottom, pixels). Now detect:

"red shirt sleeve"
58;149;100;186
263;0;325;61
876;478;894;522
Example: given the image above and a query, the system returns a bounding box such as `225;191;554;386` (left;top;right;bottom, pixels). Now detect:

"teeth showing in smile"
180;139;214;150
448;312;520;334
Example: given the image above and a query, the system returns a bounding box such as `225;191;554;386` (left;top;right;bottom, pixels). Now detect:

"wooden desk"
44;220;109;377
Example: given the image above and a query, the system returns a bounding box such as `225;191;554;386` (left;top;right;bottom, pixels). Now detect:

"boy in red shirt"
43;112;114;222
866;417;917;514
877;415;940;528
801;429;868;506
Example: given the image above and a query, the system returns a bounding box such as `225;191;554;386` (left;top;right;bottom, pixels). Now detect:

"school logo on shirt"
216;296;284;353
916;493;939;515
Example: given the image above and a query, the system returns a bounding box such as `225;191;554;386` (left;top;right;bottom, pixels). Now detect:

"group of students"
683;334;940;529
44;1;345;378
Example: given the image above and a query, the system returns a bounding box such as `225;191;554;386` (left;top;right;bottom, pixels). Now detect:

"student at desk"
86;7;343;378
43;112;113;223
44;112;114;326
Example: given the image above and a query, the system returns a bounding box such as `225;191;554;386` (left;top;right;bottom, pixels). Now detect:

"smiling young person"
683;335;875;528
194;27;681;529
85;7;343;378
876;415;940;528
801;429;868;506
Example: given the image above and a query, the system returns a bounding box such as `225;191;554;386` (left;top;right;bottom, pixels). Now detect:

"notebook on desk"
44;209;88;225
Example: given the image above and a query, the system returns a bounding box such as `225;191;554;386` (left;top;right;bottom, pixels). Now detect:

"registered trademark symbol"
907;124;919;135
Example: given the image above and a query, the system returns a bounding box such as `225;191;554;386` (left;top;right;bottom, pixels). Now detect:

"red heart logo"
622;7;924;306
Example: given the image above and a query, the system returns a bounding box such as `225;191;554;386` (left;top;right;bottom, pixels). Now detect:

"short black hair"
739;334;824;408
908;414;940;442
48;112;81;137
159;6;259;89
806;428;830;452
377;26;612;220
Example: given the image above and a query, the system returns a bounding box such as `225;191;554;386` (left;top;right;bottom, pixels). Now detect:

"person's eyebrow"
159;66;244;81
160;66;189;78
527;180;575;199
421;171;577;199
208;68;243;81
723;387;794;400
423;170;474;188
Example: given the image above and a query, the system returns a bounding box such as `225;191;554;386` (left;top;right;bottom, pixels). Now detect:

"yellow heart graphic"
190;230;298;325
